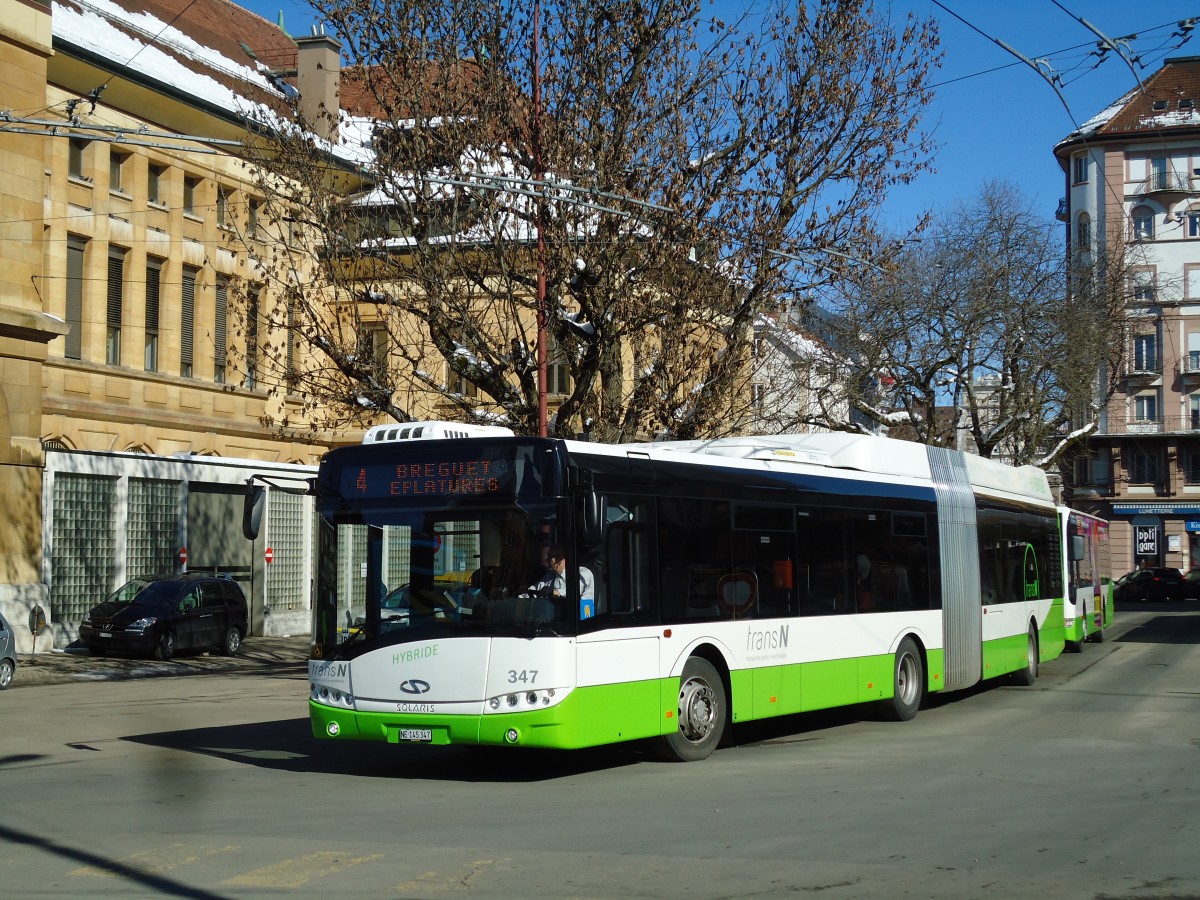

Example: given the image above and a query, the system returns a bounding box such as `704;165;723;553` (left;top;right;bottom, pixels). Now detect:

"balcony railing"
1093;414;1200;435
1125;356;1163;378
1134;171;1193;196
1179;352;1200;376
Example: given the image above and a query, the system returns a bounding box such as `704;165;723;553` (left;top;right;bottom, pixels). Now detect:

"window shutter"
214;279;228;367
107;248;124;328
65;236;85;359
181;267;196;373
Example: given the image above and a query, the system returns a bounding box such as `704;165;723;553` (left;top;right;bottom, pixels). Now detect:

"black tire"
221;626;242;657
1012;627;1038;686
652;656;727;762
878;636;923;721
157;630;176;661
1087;626;1105;644
1066;638;1083;654
0;658;13;690
88;645;107;658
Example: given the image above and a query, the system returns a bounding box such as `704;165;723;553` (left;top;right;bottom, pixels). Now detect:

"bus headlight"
485;688;562;712
311;683;355;709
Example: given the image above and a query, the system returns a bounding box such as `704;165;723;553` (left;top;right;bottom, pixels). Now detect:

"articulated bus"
1060;507;1114;650
302;424;1065;761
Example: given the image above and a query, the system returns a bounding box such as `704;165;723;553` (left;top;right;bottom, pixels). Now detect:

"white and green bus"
303;425;1065;761
1060;506;1113;651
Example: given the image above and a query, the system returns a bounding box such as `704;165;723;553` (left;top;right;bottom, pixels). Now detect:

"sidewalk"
9;636;311;688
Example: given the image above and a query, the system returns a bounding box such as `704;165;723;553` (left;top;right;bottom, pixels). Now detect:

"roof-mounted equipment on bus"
362;421;515;445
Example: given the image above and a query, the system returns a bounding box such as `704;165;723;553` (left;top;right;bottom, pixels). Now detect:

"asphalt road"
2;604;1199;898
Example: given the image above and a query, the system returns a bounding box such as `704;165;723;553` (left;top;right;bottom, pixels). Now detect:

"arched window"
1131;206;1155;241
1075;212;1091;250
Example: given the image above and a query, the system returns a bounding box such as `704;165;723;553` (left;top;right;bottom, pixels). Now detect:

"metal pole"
533;0;548;437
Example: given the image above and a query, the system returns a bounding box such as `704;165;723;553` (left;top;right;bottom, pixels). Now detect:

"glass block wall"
266;489;307;611
127;478;179;577
49;473;117;623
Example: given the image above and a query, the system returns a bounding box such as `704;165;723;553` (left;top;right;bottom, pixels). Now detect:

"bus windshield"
312;438;575;659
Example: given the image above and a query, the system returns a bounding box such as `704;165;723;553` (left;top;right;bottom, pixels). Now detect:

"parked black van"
80;573;248;660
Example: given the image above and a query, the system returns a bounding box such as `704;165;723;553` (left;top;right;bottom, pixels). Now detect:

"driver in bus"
530;544;596;618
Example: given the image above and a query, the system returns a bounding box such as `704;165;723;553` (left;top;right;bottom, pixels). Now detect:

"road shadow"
1114;602;1200;645
124;716;654;782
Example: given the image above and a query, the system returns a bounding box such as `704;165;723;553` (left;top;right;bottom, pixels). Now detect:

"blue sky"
238;1;1196;230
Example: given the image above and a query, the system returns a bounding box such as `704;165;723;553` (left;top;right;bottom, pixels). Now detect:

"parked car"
0;609;16;689
79;573;248;660
1113;567;1185;603
1184;567;1200;600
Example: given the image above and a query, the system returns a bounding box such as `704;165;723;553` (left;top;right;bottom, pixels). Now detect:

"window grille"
50;474;117;622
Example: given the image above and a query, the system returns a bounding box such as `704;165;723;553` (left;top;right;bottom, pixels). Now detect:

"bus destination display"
344;457;514;499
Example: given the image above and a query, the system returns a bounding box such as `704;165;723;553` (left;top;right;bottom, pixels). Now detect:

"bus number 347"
507;670;538;684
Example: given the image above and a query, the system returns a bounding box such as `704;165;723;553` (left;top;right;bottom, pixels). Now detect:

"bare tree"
237;0;940;439
791;180;1132;466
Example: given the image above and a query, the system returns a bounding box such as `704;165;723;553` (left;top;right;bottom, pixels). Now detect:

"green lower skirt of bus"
310;647;958;750
310;677;670;750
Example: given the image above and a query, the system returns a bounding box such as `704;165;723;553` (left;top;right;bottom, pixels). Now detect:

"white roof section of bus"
612;431;1053;505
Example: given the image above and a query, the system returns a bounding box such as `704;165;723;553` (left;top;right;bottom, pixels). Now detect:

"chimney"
295;29;341;141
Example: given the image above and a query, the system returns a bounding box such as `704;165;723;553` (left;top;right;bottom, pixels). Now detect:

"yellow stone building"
0;0;345;648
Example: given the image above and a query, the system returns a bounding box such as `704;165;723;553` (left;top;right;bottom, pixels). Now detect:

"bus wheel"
879;636;923;721
653;656;726;762
1087;627;1105;645
1013;627;1038;686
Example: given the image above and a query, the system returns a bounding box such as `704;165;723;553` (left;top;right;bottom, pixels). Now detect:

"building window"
548;359;572;396
1191;395;1200;431
68;138;89;180
148;164;167;205
1075;212;1091;250
751;382;766;414
1187;450;1200;483
1073;153;1089;184
1073;454;1092;487
109;151;128;193
245;288;260;390
1133;333;1158;372
145;257;162;372
106;247;126;365
446;360;479;398
1131;206;1155;241
216;188;228;228
1151;157;1169;191
285;296;296;387
1128;450;1161;484
1134;392;1158;422
248;199;260;238
183;176;200;215
181;265;197;377
65;235;86;360
1133;270;1156;304
214;277;228;383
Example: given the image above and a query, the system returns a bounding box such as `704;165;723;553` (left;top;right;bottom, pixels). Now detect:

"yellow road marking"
224;851;382;888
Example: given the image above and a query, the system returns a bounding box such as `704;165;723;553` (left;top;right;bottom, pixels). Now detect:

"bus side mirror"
243;484;265;540
581;490;604;545
1069;534;1085;563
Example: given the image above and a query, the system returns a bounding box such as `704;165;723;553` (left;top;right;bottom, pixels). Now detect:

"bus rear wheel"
653;656;726;762
878;636;923;721
1012;627;1038;686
